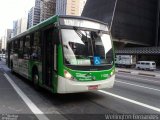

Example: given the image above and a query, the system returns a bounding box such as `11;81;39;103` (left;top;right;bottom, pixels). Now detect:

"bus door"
42;27;56;87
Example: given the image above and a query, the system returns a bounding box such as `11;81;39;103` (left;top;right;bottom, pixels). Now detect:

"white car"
136;61;156;70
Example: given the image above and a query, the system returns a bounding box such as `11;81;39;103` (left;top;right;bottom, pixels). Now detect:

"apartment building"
0;39;2;51
28;0;40;28
56;0;87;16
20;15;28;33
13;20;18;37
40;0;56;22
12;14;27;36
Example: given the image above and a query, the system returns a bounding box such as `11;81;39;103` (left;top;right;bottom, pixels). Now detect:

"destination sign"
60;18;108;31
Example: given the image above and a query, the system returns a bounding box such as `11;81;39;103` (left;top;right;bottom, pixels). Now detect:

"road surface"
0;61;159;120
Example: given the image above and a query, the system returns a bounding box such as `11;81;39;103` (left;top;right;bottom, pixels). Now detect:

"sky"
0;0;35;37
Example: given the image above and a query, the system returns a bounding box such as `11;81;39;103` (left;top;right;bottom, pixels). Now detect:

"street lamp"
110;0;118;32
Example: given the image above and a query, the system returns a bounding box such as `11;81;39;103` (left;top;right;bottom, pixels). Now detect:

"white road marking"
116;74;160;83
98;90;160;113
116;80;160;92
4;73;49;120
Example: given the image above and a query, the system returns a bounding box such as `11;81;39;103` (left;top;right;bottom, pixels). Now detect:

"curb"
116;70;159;78
117;70;131;73
138;73;156;77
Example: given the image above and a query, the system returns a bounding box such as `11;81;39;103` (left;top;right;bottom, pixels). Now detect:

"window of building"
71;12;75;15
71;9;75;11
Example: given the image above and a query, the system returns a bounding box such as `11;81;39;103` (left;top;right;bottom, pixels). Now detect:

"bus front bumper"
57;75;115;93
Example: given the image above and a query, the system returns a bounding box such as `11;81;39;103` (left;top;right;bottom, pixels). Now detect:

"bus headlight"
64;70;73;80
110;71;114;76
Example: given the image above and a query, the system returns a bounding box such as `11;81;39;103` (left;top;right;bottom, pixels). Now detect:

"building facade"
1;36;6;50
20;14;28;33
56;0;66;15
82;0;159;47
5;29;12;41
16;19;22;35
82;0;160;65
0;38;2;51
13;20;18;37
28;7;34;28
79;0;87;15
28;0;40;28
40;0;56;22
13;19;21;37
0;29;13;51
56;0;87;16
12;15;27;37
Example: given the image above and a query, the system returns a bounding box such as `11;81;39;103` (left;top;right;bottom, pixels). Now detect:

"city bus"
7;15;115;93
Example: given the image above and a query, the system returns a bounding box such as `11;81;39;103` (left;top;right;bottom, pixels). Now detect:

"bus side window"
24;35;31;59
31;31;41;60
10;41;14;54
19;38;24;58
13;40;19;53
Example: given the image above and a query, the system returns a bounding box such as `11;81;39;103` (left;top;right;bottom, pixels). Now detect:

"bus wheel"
32;70;39;90
10;61;14;73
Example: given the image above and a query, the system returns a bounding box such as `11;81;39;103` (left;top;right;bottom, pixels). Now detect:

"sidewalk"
116;67;160;78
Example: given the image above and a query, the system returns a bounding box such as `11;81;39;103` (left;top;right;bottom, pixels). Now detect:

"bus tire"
32;68;39;90
10;61;14;73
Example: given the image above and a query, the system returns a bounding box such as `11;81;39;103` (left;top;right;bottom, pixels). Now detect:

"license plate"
88;85;98;90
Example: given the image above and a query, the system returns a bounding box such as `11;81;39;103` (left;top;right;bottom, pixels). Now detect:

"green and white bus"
7;15;115;93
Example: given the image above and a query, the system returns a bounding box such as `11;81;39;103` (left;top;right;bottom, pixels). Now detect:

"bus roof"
8;15;108;42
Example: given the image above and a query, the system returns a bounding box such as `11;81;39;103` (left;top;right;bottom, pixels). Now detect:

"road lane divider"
117;70;131;73
138;73;156;77
116;69;160;78
116;74;160;83
98;90;160;113
4;73;49;120
115;80;160;92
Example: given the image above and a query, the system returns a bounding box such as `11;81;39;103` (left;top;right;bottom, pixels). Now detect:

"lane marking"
115;80;160;92
4;73;49;120
98;90;160;113
116;74;160;83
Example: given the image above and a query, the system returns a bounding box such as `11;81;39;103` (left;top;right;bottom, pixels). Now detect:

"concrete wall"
82;0;158;46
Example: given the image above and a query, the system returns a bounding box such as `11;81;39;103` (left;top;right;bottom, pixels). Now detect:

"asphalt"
0;60;160;120
0;63;38;119
115;73;160;109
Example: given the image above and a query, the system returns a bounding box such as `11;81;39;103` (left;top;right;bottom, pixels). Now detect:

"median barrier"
116;68;159;78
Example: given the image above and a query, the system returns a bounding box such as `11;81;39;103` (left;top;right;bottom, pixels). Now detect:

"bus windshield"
61;28;113;66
